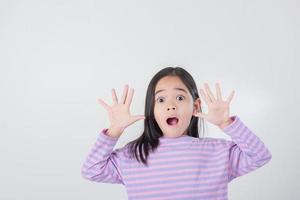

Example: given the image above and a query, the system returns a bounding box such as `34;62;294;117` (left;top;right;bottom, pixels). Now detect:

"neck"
160;134;189;139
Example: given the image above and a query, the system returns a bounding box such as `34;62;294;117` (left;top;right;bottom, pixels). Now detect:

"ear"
192;98;201;117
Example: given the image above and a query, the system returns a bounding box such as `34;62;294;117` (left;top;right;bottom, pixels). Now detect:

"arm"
221;116;272;182
81;128;125;185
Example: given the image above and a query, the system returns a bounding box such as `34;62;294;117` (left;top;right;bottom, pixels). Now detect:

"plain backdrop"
0;0;299;199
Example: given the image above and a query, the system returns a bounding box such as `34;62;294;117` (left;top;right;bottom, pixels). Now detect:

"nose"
167;106;176;111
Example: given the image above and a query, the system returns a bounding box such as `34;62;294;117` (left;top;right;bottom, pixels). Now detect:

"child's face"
154;76;201;138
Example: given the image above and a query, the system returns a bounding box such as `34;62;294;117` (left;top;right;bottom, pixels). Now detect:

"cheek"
153;105;161;122
180;103;193;115
178;107;194;124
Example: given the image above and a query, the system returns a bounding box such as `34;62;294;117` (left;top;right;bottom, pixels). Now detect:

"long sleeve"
221;115;272;182
81;128;125;185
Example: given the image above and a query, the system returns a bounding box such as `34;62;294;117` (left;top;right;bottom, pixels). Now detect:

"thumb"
130;115;146;124
194;112;208;119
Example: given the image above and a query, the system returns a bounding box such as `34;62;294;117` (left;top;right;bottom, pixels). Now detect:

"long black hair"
125;66;206;166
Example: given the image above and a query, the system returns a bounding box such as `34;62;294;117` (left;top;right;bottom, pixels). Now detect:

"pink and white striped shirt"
81;115;272;200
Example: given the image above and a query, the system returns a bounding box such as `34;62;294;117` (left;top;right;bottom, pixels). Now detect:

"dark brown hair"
125;66;206;166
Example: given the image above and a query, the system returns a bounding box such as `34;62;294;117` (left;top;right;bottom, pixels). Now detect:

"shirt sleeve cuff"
220;115;239;133
99;128;120;141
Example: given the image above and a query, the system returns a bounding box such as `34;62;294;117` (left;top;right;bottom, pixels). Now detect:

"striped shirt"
81;115;272;200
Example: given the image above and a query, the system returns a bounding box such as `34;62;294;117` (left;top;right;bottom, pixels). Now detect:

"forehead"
155;76;188;93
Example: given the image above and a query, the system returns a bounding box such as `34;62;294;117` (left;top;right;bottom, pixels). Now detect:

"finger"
98;99;111;111
111;88;118;105
216;82;223;101
204;83;216;102
120;84;129;104
199;88;210;105
226;90;235;103
125;87;134;106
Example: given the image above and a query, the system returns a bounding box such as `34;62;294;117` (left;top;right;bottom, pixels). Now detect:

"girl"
81;67;272;200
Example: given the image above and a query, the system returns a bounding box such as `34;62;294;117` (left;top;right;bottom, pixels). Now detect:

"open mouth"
166;117;179;126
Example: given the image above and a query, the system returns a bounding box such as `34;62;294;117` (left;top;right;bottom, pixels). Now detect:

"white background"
0;0;299;199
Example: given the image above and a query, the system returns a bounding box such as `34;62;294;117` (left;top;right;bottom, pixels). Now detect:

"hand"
98;84;145;137
194;82;235;129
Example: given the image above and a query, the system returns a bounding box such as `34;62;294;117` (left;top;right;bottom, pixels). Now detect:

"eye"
156;95;185;103
156;97;165;103
176;95;185;101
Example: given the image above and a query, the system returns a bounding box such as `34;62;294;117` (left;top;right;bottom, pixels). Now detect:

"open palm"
98;84;145;135
195;82;235;127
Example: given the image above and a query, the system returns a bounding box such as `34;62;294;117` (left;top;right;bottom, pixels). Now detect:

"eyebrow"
155;87;188;96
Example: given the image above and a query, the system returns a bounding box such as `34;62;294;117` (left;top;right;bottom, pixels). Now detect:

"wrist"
218;117;233;129
107;126;124;138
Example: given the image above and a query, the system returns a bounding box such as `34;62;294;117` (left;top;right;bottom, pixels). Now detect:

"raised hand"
98;84;145;137
195;82;235;129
